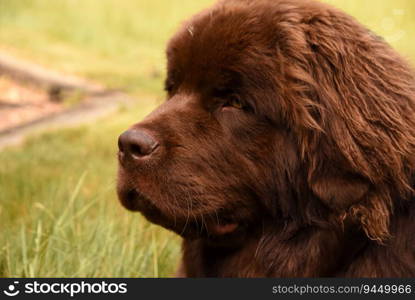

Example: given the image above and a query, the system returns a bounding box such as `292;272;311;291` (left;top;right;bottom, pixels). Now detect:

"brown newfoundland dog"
117;0;415;277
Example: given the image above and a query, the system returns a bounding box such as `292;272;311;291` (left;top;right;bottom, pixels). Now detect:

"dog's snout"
118;129;159;160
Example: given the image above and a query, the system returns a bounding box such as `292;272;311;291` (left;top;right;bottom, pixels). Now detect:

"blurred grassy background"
0;0;414;277
0;0;213;96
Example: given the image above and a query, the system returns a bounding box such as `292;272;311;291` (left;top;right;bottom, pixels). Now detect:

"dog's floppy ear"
310;172;391;243
310;173;369;210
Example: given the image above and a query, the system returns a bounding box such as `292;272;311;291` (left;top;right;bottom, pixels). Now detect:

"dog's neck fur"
180;199;415;277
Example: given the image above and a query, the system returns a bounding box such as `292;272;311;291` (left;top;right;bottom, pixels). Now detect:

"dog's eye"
223;96;244;110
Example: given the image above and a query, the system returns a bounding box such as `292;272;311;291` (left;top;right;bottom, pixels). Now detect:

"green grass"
0;102;182;277
0;0;213;96
0;0;414;277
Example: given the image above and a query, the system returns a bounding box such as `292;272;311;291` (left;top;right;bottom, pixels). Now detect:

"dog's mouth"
117;188;149;211
117;188;240;238
209;223;239;235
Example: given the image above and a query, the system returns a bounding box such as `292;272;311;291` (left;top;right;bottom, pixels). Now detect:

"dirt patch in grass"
0;76;64;131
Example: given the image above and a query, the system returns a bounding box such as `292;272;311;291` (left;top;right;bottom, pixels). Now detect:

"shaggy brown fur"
117;0;415;277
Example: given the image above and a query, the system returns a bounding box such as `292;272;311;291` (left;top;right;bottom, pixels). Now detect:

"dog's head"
117;0;415;242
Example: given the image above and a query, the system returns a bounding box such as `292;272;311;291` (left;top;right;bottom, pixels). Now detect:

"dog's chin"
117;187;151;212
117;188;244;241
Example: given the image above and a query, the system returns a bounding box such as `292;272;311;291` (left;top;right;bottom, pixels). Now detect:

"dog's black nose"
118;129;159;159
